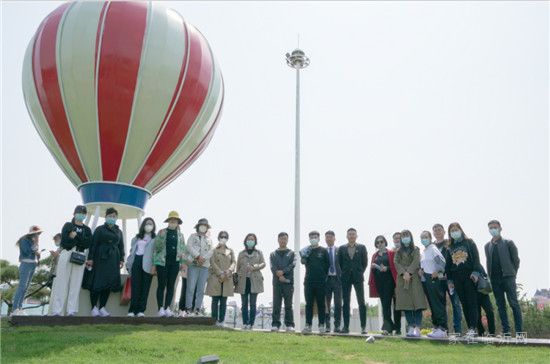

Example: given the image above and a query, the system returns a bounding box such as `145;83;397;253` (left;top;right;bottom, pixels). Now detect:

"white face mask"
168;222;178;230
54;239;61;247
198;225;208;233
144;224;154;233
219;238;228;245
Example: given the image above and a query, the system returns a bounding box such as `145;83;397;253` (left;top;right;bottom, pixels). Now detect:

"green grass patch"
1;323;549;363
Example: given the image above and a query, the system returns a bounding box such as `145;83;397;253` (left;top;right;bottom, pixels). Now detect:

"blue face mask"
74;213;86;222
489;228;500;237
106;217;117;225
450;231;462;240
245;240;255;249
401;237;411;246
421;238;431;247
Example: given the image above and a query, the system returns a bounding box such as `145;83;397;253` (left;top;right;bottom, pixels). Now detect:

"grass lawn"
1;323;549;364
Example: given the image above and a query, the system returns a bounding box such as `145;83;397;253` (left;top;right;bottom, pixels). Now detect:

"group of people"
12;206;523;340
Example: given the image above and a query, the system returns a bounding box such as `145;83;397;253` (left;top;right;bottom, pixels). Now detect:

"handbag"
120;277;131;305
477;275;493;295
70;251;86;265
232;272;239;286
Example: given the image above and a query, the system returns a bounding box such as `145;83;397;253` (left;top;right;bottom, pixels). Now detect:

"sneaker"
465;329;477;338
427;328;438;338
178;310;187;318
67;311;77;317
381;330;390;336
286;326;295;333
302;325;312;333
91;306;100;317
99;307;110;317
324;325;331;333
215;321;225;327
164;308;174;317
158;308;166;317
137;312;145;317
432;328;448;338
340;327;350;334
271;326;280;332
412;327;421;337
361;327;368;335
333;327;341;333
406;327;415;337
318;324;325;334
193;310;202;317
50;312;62;317
127;313;135;317
241;324;249;330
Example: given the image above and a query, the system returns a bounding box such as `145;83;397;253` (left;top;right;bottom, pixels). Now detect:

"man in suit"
484;219;522;335
324;230;342;333
338;228;369;334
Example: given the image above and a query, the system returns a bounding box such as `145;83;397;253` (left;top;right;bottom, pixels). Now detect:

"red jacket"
368;249;398;298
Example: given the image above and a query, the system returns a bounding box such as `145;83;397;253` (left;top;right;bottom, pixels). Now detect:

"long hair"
398;229;415;255
136;217;157;240
448;222;469;246
243;233;258;250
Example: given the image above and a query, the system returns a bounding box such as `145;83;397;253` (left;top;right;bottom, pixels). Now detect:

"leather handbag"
70;251;86;265
477;275;493;295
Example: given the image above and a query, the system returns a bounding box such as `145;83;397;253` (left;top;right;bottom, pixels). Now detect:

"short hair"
347;228;357;233
218;231;229;239
53;233;61;240
278;232;288;238
105;207;118;217
421;230;432;239
374;235;388;248
392;232;401;238
432;223;444;230
325;230;335;236
488;220;501;227
309;230;320;237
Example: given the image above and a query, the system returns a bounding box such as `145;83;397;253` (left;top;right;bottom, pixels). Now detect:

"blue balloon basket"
78;182;151;219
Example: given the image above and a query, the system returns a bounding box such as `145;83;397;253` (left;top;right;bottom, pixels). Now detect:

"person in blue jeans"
484;220;522;335
433;224;462;334
12;226;43;316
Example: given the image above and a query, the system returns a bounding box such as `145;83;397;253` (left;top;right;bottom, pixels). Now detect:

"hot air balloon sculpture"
22;1;224;240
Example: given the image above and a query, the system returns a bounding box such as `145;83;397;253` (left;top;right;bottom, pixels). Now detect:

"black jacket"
60;221;92;252
484;238;520;279
444;239;483;281
270;249;296;284
337;243;368;283
301;246;330;284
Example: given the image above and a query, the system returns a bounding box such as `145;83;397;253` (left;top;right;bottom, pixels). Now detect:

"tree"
0;257;54;315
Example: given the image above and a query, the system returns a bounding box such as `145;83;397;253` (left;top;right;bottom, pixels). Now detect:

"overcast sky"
1;1;548;307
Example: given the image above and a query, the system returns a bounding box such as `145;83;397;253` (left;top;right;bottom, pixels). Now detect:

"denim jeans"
13;262;37;310
211;295;228;322
492;277;523;333
241;278;258;326
404;309;423;329
186;265;208;311
440;279;463;333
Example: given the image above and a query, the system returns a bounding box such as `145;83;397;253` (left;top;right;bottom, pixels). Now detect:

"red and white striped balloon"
22;1;224;198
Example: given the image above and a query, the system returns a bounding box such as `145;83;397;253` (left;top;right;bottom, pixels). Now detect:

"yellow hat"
164;211;182;224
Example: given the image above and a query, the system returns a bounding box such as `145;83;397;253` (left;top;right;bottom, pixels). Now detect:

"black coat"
484;238;520;279
337;243;368;283
60;221;92;252
83;224;125;292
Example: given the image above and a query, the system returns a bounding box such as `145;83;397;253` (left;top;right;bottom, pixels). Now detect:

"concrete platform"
8;315;215;327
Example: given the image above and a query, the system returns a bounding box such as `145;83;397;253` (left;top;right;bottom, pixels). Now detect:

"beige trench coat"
394;246;428;311
235;249;265;294
205;245;236;297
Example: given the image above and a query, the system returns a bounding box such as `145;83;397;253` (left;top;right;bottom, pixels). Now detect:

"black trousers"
305;282;326;326
156;264;179;310
325;276;342;329
178;277;197;311
453;273;478;330
272;281;294;328
492;277;523;333
422;274;448;330
90;289;110;309
342;280;366;329
211;294;228;322
375;272;396;332
128;256;153;314
477;292;496;335
392;295;401;333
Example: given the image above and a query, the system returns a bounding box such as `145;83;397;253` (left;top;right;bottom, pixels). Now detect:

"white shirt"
135;235;152;256
327;246;337;276
421;243;446;274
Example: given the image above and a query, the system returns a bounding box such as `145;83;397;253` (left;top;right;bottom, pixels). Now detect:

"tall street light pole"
286;48;309;331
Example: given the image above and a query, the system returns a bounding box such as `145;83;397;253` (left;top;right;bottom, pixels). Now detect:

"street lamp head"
286;48;310;69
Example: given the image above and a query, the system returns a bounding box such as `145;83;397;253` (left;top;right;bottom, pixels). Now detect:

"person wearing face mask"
337;228;369;334
152;211;186;317
444;222;483;338
419;231;448;338
126;218;156;317
300;231;330;333
85;207;125;317
432;223;462;335
391;232;402;335
368;235;397;335
394;230;427;337
206;231;236;326
184;218;213;316
236;233;265;330
484;219;522;336
12;226;43;316
49;205;92;316
270;232;296;332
